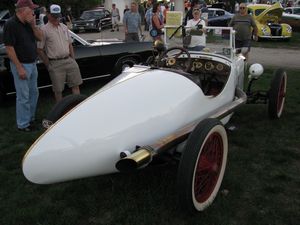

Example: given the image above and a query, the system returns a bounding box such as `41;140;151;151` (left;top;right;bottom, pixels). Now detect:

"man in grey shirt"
229;3;258;59
123;2;143;42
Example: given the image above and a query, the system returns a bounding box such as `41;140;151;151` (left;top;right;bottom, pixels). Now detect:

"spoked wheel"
177;118;228;212
268;68;287;119
42;94;87;128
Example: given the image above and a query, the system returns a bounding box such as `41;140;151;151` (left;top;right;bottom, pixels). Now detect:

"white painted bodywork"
23;27;246;185
23;61;239;184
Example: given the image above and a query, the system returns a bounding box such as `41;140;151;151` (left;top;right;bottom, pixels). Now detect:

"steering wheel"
159;47;192;72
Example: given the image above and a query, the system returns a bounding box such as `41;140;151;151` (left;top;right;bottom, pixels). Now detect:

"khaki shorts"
48;57;83;93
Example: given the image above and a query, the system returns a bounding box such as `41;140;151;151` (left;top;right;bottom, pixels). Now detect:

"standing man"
123;2;143;42
37;4;82;103
111;4;120;32
3;0;43;132
228;3;258;60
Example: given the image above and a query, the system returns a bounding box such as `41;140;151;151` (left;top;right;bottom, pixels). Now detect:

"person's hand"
16;65;27;80
253;34;258;41
25;12;36;27
125;28;128;34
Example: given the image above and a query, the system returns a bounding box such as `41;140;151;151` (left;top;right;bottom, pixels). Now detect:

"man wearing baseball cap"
3;0;43;132
37;4;82;103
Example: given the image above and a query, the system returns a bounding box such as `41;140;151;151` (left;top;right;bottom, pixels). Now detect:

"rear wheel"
268;68;287;119
177;118;228;212
42;94;87;128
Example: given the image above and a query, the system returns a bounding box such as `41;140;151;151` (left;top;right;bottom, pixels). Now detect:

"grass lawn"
0;68;299;225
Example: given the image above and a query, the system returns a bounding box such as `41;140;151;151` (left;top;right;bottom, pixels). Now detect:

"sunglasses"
240;7;246;9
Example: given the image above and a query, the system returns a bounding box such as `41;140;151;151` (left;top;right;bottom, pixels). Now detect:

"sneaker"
18;125;34;132
117;28;119;31
111;29;114;32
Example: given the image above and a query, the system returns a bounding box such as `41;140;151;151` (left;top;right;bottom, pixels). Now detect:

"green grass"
0;69;299;225
252;31;300;49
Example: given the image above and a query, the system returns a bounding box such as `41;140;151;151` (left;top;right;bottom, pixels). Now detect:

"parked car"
23;26;287;213
72;9;112;33
207;8;233;26
281;7;300;31
0;31;153;103
247;3;292;40
284;6;300;14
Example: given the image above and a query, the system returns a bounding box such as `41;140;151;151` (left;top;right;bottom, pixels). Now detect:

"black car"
207;8;233;26
0;31;153;103
73;9;112;33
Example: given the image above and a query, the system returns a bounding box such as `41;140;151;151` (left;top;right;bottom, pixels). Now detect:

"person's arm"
69;44;75;59
153;15;163;29
251;17;258;35
36;29;49;67
228;15;235;27
5;46;27;79
250;16;258;41
37;48;49;68
31;25;43;41
123;13;128;34
138;15;143;34
25;12;43;41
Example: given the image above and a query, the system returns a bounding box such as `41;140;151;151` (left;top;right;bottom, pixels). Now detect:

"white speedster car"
22;27;287;212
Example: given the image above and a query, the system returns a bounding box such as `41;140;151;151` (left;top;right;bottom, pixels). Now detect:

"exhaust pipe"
115;88;247;173
116;147;154;172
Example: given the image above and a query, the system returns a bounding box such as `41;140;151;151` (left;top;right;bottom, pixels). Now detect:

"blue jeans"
10;62;39;129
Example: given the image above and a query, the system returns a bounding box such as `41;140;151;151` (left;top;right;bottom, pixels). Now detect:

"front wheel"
42;94;87;128
177;118;228;212
112;57;138;76
268;68;287;119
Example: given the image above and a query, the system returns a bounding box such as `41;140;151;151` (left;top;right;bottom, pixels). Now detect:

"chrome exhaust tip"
116;147;153;172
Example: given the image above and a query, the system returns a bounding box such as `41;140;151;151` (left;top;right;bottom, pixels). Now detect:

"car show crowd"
0;0;298;132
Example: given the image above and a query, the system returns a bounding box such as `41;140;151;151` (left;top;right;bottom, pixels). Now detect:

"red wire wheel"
177;118;228;212
268;69;287;119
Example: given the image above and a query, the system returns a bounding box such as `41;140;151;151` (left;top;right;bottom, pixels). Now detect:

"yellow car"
247;3;292;40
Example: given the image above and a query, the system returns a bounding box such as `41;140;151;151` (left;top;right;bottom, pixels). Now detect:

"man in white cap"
3;0;43;132
37;4;82;102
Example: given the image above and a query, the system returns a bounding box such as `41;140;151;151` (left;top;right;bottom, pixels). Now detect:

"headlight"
261;26;270;35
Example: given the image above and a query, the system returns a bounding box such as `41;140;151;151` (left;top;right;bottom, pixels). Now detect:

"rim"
277;74;286;115
194;132;224;203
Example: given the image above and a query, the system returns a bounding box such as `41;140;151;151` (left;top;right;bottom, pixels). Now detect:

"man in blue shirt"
123;2;143;42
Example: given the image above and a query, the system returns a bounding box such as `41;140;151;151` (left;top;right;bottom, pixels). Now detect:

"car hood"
255;2;283;23
73;18;96;23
